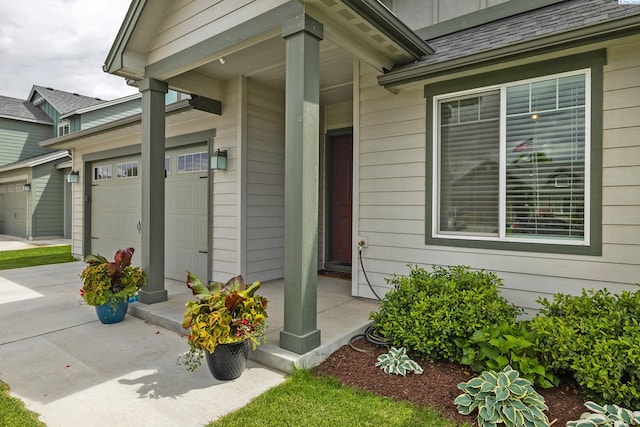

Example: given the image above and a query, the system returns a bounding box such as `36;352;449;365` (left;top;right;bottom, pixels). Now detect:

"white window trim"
116;161;139;179
432;69;591;247
177;152;208;173
58;121;70;136
93;165;113;181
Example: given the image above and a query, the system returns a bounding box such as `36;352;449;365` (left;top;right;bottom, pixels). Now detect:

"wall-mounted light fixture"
67;170;79;183
210;148;228;171
22;183;31;192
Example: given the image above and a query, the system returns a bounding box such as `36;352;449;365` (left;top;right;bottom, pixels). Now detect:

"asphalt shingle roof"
418;0;640;66
0;95;53;123
31;85;105;115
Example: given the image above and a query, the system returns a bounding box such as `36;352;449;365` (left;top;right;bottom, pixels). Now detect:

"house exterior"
0;86;143;239
45;0;640;354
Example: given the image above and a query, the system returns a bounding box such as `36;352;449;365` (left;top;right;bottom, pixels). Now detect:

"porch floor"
129;275;380;373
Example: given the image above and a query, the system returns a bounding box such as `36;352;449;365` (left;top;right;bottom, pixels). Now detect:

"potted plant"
178;272;268;380
79;247;146;324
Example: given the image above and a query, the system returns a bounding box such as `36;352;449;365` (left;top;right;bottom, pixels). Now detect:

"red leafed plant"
80;247;146;306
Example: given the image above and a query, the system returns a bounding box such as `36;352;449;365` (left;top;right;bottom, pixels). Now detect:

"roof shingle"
418;0;640;66
0;95;53;123
30;85;105;115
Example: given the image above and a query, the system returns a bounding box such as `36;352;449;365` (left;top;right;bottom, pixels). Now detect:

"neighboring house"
43;0;640;355
0;86;143;239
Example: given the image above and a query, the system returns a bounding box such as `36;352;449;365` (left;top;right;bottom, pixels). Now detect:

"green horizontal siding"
0;118;52;165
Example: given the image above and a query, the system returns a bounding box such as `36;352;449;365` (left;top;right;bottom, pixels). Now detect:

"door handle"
137;221;141;234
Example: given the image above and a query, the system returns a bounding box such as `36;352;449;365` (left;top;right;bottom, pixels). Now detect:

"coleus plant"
80;247;146;306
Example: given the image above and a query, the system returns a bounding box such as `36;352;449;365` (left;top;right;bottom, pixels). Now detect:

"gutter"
379;14;640;88
0;151;70;173
342;0;434;60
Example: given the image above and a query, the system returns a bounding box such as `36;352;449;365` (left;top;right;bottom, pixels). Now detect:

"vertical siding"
355;41;640;312
148;0;289;64
0;119;52;165
244;79;285;282
39;102;60;137
31;163;65;237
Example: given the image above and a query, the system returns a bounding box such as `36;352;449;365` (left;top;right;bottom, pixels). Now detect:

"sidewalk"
0;240;379;426
0;262;286;427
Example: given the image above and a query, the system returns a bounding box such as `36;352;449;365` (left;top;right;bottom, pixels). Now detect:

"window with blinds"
435;71;588;244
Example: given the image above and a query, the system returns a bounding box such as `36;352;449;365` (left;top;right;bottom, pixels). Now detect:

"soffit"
188;36;354;105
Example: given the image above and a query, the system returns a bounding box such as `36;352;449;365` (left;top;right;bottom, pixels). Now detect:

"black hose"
359;247;382;301
349;324;390;352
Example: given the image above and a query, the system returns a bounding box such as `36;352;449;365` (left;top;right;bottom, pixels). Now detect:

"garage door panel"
91;147;208;282
1;187;27;237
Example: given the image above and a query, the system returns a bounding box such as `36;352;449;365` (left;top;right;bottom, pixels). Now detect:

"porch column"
138;77;168;304
280;14;323;354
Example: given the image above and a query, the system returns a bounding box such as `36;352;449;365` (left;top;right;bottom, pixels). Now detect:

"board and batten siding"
244;79;285;282
147;0;289;65
355;40;640;313
0;119;52;164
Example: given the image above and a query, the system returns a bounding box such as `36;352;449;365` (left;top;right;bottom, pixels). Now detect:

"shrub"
454;321;559;389
454;365;550;427
531;288;640;409
370;265;522;360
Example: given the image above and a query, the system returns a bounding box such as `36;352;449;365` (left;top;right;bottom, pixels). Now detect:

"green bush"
454;321;559;389
370;265;522;360
531;288;640;409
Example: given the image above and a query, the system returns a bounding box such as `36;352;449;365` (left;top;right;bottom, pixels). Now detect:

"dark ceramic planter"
95;298;128;324
205;341;249;380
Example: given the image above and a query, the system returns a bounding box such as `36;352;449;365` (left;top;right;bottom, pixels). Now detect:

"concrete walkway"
0;238;379;426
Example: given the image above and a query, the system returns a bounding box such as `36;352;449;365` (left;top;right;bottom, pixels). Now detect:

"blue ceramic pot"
95;298;128;324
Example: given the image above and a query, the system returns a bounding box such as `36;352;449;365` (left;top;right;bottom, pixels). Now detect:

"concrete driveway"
0;261;285;427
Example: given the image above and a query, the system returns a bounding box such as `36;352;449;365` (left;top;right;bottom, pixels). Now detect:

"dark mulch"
313;338;587;426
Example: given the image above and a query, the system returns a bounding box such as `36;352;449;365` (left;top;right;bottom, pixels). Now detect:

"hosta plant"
454;365;550;427
178;272;268;371
566;401;640;427
375;347;424;376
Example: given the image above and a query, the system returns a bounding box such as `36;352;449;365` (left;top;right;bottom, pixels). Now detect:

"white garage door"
90;147;208;280
90;157;142;264
0;183;28;238
165;147;209;281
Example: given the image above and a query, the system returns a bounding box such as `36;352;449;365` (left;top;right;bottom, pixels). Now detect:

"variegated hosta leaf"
584;401;606;414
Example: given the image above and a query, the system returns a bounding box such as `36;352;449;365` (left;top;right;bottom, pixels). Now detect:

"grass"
0;381;45;427
0;245;76;270
209;369;469;427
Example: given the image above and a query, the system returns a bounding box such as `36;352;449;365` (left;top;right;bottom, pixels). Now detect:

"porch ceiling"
173;36;355;106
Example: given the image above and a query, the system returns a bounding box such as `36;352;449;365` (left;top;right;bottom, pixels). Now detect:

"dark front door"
328;133;353;266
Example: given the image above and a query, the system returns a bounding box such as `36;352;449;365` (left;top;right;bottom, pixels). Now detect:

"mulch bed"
313;339;587;426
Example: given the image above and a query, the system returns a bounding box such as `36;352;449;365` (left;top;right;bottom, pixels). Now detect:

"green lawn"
0;381;45;427
0;245;76;270
210;369;469;427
